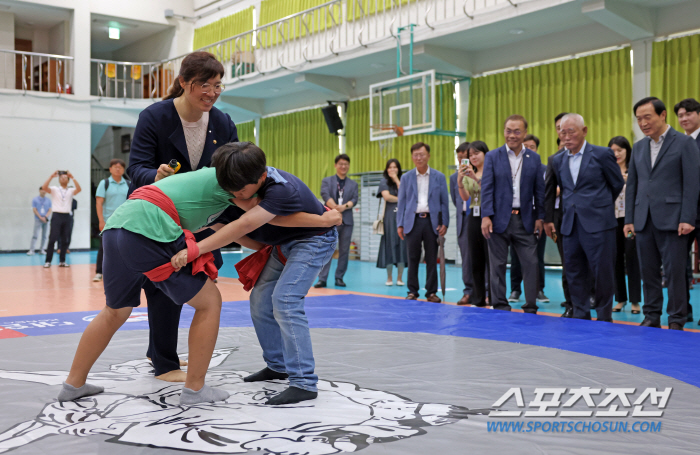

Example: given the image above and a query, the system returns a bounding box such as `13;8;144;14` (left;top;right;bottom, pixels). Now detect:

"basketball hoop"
371;124;404;159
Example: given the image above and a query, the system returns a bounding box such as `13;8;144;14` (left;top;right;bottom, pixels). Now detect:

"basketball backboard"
369;69;436;141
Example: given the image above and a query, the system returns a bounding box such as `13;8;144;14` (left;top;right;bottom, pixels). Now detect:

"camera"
57;171;68;175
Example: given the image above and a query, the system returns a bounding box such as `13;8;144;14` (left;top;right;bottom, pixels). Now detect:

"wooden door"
14;39;32;90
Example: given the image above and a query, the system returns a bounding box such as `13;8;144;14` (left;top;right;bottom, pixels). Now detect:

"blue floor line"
2;251;700;325
1;294;698;389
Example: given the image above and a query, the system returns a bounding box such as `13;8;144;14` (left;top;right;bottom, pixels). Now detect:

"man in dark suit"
481;115;545;313
315;154;358;288
544;114;624;322
509;134;549;304
545;113;575;317
674;97;700;325
397;142;450;302
450;142;473;305
625;97;700;330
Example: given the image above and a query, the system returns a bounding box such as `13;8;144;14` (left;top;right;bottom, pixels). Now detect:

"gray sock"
180;384;230;406
57;382;104;402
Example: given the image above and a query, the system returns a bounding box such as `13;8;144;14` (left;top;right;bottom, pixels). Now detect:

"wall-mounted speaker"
321;104;344;134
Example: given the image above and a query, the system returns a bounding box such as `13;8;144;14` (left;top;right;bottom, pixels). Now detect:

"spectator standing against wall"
93;159;129;282
28;187;52;255
450;142;474;305
315;153;358;288
608;136;642;315
545;114;624;322
508;134;549;304
457;141;491;307
545;113;575;317
481;115;545;314
42;170;81;267
674;98;700;325
397;142;450;302
376;159;408;286
625;97;700;330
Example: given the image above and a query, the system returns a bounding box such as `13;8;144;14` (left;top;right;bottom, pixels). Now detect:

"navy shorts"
102;228;208;309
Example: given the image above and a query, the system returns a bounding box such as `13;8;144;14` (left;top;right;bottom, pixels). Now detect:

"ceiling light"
108;27;120;40
509;29;524;35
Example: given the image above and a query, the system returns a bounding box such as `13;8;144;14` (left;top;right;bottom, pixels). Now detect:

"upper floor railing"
91;58;185;99
92;0;525;99
0;49;73;94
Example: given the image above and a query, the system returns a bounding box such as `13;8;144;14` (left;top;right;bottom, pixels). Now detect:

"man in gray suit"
450;142;474;305
625;97;700;330
315;153;358;288
397;142;450;302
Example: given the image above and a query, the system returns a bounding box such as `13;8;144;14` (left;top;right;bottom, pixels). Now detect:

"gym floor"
0;252;698;454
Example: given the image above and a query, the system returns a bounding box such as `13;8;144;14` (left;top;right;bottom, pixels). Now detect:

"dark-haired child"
171;142;338;405
58;164;341;406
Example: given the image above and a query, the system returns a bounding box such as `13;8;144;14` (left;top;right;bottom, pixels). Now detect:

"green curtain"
346;83;457;179
258;0;340;48
193;7;254;61
468;48;632;160
651;34;700;132
236;121;255;143
259;109;339;197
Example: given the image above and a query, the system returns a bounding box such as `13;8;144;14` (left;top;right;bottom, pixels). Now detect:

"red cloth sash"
235;245;287;292
129;186;218;282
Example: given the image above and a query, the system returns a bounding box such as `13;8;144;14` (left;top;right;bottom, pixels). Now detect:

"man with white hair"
544;114;624;322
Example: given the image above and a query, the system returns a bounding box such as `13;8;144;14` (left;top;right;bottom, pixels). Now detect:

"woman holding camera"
458;141;491;307
376;159;408;285
41;170;81;267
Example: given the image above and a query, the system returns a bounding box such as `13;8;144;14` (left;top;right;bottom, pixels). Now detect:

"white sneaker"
92;273;103;282
396;280;405;286
26;251;34;256
40;249;46;254
59;262;70;268
385;280;393;286
43;262;50;268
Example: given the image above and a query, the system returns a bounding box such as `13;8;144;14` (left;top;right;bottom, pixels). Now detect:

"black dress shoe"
335;278;346;287
405;293;418;300
668;322;684;331
313;280;326;288
639;319;661;328
561;308;573;318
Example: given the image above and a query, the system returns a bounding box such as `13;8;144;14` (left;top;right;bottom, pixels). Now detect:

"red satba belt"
234;205;332;291
129;186;218;282
235;245;287;292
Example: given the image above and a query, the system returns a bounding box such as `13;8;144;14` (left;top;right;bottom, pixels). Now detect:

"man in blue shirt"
29;187;52;255
93;159;129;282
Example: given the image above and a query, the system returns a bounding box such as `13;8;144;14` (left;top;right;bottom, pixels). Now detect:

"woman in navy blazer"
126;52;238;381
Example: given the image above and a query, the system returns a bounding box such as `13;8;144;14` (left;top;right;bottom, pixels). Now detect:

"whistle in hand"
168;159;181;173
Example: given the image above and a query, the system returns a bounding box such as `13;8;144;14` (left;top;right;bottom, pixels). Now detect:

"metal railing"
91;57;189;99
0;49;73;94
92;0;525;99
194;0;526;81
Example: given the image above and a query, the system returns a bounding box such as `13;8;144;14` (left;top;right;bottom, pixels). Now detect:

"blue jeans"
30;217;49;252
249;229;337;392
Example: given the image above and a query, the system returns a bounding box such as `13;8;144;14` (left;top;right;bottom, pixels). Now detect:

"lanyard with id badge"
337;183;344;205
